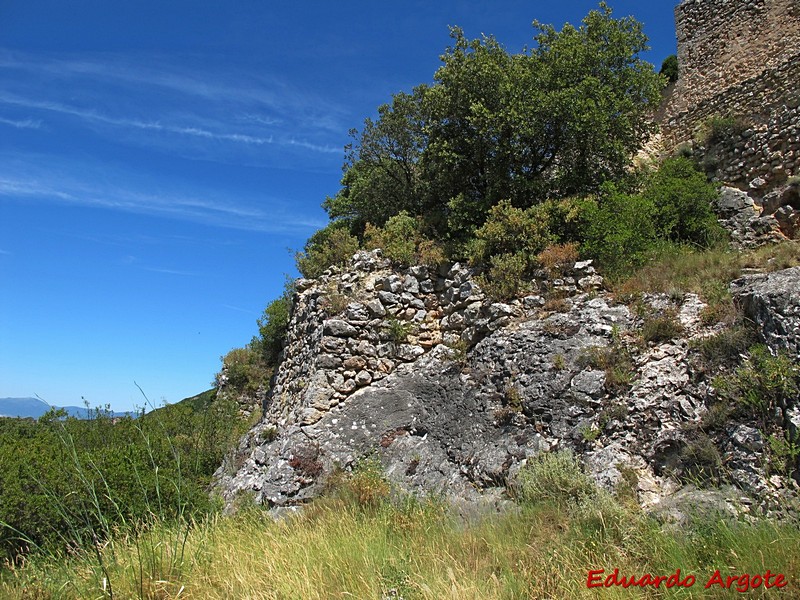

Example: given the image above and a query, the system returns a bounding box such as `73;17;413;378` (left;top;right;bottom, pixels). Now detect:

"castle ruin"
662;0;800;188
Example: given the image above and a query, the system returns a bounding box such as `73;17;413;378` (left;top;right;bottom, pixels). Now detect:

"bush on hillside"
513;451;595;506
252;279;294;367
296;222;360;279
714;345;799;431
578;188;658;276
218;346;271;396
701;114;748;147
579;159;723;277
0;394;245;562
643;157;725;247
363;211;446;266
467;200;554;299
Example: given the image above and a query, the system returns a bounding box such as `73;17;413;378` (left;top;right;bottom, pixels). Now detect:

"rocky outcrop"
714;185;799;249
215;251;800;518
732;266;800;359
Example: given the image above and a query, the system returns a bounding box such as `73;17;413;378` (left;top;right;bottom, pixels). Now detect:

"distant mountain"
0;397;137;419
0;397;50;419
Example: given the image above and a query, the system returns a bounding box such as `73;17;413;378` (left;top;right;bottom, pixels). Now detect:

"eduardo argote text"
587;568;788;592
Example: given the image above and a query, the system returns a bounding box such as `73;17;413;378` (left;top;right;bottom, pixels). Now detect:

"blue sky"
0;1;678;412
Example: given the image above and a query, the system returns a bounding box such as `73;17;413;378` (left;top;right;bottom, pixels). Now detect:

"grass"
613;242;800;323
5;454;800;599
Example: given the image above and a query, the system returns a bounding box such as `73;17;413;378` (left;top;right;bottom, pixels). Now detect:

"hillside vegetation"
0;390;247;564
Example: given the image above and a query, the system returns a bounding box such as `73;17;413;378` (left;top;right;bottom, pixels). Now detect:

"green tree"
325;3;663;246
660;54;679;83
323;90;428;233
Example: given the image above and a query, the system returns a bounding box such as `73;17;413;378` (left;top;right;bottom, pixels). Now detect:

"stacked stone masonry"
266;250;603;428
662;0;800;188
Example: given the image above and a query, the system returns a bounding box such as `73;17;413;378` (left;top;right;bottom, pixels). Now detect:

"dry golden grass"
4;464;800;600
613;241;800;325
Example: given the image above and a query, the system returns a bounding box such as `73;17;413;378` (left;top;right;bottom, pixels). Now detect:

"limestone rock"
731;266;800;358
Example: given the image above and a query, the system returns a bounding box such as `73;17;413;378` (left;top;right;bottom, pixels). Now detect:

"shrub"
328;458;391;508
477;252;530;300
320;282;350;316
578;188;658;276
699;400;733;432
468;200;553;264
641;310;684;343
701;114;748;146
767;433;800;477
690;323;759;373
642;157;725;248
253;280;294;367
384;318;413;343
0;392;245;563
714;345;799;429
288;444;324;478
296;222;360;279
679;432;722;483
536;242;579;277
218;346;271;396
364;213;416;265
514;451;594;507
578;341;635;394
363;211;445;266
469;201;553;299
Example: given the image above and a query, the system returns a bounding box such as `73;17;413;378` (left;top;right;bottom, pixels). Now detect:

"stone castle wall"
662;0;800;188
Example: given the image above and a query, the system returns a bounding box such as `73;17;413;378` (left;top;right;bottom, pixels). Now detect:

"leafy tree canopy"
660;54;679;83
326;3;664;246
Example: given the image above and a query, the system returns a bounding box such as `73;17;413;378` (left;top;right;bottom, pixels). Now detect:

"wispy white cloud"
0;92;278;147
0;249;11;255
222;304;258;315
0;155;326;234
0;116;42;129
0;49;349;161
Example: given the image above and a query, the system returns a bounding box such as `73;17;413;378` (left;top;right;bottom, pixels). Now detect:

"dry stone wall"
662;0;800;188
266;250;602;429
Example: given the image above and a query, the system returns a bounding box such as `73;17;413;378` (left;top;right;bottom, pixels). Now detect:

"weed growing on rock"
321;283;350;316
641;310;684;344
767;433;800;477
713;345;799;429
578;343;635;394
445;337;469;365
384;318;414;343
504;385;524;412
699;114;748;147
679;432;723;484
580;424;600;442
690;323;758;374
